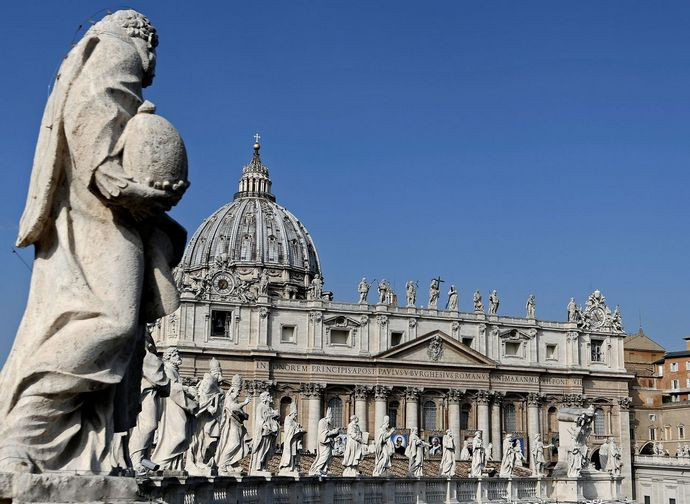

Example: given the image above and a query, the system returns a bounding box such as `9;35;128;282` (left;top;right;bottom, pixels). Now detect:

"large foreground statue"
0;9;188;473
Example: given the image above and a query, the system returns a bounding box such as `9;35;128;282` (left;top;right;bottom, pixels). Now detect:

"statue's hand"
92;159;184;219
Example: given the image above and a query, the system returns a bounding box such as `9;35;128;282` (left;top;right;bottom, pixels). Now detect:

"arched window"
388;401;400;428
460;404;471;430
240;234;253;260
423;400;437;431
594;408;605;435
328;397;343;428
279;397;292;425
547;406;558;433
503;403;516;433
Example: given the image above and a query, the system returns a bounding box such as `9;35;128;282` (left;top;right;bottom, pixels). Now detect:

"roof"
624;329;666;353
663;350;690;359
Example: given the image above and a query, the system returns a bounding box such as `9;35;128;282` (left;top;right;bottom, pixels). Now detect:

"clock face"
590;307;605;327
213;272;235;295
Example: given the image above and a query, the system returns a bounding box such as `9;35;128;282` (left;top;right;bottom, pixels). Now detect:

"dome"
177;139;322;301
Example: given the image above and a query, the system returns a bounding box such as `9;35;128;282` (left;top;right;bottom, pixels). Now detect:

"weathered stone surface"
0;472;139;503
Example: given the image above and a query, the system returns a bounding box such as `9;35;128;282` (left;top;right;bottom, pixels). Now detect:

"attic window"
505;342;521;357
391;331;403;347
462;337;474;348
330;329;350;346
546;344;557;360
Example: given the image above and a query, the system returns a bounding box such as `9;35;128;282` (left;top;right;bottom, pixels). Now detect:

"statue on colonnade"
278;402;306;475
358;278;370;304
439;429;456;477
470;430;485;477
216;374;250;475
405;427;429;477
250;391;280;474
372;415;395;476
342;415;365;477
308;408;342;476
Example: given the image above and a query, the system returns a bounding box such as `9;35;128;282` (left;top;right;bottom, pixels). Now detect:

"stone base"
0;472;139;504
277;469;303;477
248;470;272;477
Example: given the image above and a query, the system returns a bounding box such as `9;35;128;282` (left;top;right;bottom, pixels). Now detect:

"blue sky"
1;1;690;362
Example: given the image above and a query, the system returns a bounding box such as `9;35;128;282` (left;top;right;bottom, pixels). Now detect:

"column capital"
559;393;585;407
475;389;491;405
373;385;392;400
527;392;545;406
491;391;504;404
446;388;465;403
353;384;371;400
617;396;632;410
404;386;423;400
300;382;325;398
245;379;275;397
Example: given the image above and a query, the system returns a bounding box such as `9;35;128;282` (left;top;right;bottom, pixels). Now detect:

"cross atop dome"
235;135;274;201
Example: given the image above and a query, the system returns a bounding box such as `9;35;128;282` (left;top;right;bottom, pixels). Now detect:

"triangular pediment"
375;331;497;366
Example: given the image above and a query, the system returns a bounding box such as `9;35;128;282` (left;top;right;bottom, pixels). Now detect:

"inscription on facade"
271;361;488;381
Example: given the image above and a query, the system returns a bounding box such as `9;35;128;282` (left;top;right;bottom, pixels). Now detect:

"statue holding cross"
428;277;443;309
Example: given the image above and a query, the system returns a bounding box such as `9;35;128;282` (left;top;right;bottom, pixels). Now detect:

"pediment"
375;331;496;366
497;327;536;341
323;315;362;328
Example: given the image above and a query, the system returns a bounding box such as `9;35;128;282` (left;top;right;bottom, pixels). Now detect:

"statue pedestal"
0;472;138;504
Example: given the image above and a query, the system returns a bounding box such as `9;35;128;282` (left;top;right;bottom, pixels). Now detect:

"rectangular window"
591;340;603;362
672;379;680;390
462;337;474;348
210;310;231;337
505;342;521;356
649;413;657;422
664;425;672;440
546;344;557;360
670;499;676;504
644;496;650;504
391;331;403;347
671;362;679;372
280;325;296;343
649;427;656;440
330;329;350;346
659;365;664;377
678;426;685;439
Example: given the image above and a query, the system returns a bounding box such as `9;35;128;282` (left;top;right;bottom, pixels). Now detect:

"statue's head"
90;10;158;87
259;391;272;404
382;415;390;428
162;347;181;366
229;374;243;399
209;358;222;381
350;415;358;424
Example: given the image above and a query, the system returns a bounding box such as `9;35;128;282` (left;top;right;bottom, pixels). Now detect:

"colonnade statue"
372;415;395;476
342;415;365;477
405;427;429;477
278;403;306;475
308;408;341;476
0;9;189;473
470;431;485;477
439;430;456;477
250;391;280;474
216;374;250;474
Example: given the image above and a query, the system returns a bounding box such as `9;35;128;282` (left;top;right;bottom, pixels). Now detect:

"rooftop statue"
405;280;417;307
526;294;536;319
473;290;484;313
428;279;440;309
446;285;459;312
0;9;188;473
488;289;499;315
358;278;370;304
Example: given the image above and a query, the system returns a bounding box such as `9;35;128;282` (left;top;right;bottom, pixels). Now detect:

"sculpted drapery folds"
342;415;364;477
308;408;341;476
216;374;250;474
0;9;188;473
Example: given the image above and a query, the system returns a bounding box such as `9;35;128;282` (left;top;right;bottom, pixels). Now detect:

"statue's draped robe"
216;397;249;471
459;441;471;461
186;373;222;472
278;417;303;472
150;363;196;469
439;435;456;476
342;422;363;471
373;428;394;476
308;418;337;475
471;437;485;477
0;28;184;473
250;401;278;472
405;433;424;477
499;439;516;477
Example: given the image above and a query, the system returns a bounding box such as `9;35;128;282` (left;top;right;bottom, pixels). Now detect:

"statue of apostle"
531;433;552;477
470;430;486;477
186;358;224;474
278;402;306;475
428;279;440;309
372;416;396;476
150;348;198;470
473;290;484;313
216;375;250;475
439;429;456;477
526;294;536;319
309;408;342;475
489;290;500;315
406;280;417;307
342;415;365;477
0;10;188;473
500;434;518;477
358;278;370;304
405;427;429;477
250;391;280;474
446;285;459;312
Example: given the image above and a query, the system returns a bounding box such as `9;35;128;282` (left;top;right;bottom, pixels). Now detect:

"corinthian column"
373;385;391;434
447;389;463;460
405;387;421;430
301;382;324;452
491;392;503;460
476;390;491;447
527;393;543;470
354;385;370;429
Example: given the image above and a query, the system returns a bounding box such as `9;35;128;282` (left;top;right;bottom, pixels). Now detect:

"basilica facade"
153;140;634;493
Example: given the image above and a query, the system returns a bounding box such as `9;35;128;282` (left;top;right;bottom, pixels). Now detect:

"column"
374;385;391;434
354;385;369;429
527;393;542;470
491;392;503;460
405;387;421;430
617;397;633;497
447;389;463;460
476;390;491;447
300;382;324;452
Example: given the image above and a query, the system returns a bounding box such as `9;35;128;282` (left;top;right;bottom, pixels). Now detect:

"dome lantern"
234;133;274;201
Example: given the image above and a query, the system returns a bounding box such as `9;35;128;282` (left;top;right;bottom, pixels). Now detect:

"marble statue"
406;280;417;307
378;279;389;304
278;402;306;475
612;305;623;332
216;374;250;475
128;328;169;474
308;274;323;300
439;429;456;477
428;279;440;309
151;348;198;470
386;285;397;306
676;444;683;458
0;9;189;474
258;270;269;295
373;415;396;476
459;439;471;461
489;290;499;315
186;358;224;474
531;434;553;477
250;391;280;474
526;294;536;319
342;415;364;477
473;290;484;313
308;408;342;476
405;427;429;477
600;437;621;477
567;297;578;322
470;431;485;477
358;278;370;304
446;285;459;312
558;405;595;477
499;434;518;477
683;444;690;457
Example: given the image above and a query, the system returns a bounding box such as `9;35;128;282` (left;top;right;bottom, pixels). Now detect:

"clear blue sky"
1;1;690;362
